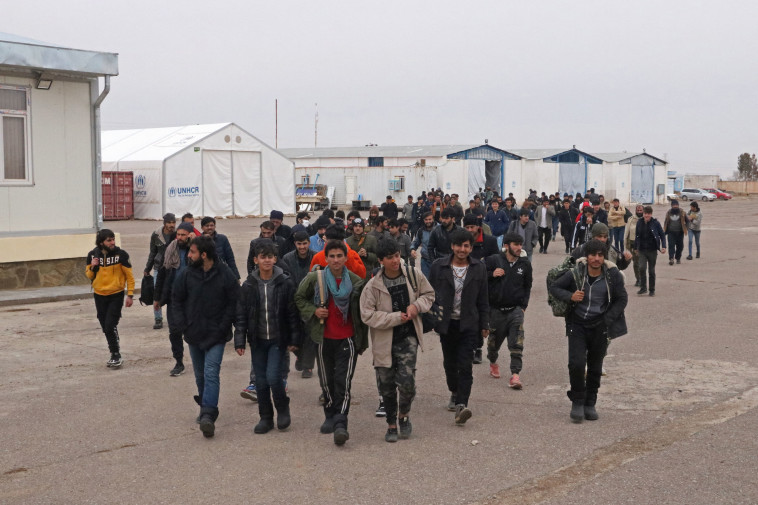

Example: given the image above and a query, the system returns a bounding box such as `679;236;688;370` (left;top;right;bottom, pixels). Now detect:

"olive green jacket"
294;268;369;353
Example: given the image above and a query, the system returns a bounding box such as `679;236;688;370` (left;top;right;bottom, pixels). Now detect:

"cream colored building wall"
0;232;120;263
0;76;94;233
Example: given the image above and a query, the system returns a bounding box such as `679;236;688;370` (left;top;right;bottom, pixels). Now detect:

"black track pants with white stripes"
317;336;358;430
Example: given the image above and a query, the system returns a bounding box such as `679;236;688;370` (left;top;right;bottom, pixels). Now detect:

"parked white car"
679;188;716;201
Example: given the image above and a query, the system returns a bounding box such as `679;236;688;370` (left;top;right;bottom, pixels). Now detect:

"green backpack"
546;256;578;317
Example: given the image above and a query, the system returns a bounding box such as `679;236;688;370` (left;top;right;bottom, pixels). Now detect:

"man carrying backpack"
549;240;627;423
485;233;532;389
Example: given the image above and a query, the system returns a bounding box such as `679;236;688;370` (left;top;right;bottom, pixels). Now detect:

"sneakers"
649;290;656;297
570;401;584;423
106;353;123;368
385;427;399;443
398;416;412;439
333;427;349;446
696;252;700;259
447;395;457;412
169;362;185;377
634;280;640;287
509;374;523;390
199;414;215;438
294;358;303;372
473;348;483;364
538;246;544;254
637;287;648;295
686;255;693;260
153;319;163;330
489;363;501;379
565;247;570;254
669;259;674;265
454;404;472;425
301;369;313;379
240;384;258;402
375;400;387;417
584;405;599;421
676;259;681;264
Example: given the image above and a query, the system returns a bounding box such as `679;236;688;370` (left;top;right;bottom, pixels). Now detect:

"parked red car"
704;188;732;200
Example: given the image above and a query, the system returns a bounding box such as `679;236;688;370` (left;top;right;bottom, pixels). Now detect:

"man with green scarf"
295;240;368;446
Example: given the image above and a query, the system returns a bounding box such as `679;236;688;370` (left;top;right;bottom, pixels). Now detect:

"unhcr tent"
102;123;294;219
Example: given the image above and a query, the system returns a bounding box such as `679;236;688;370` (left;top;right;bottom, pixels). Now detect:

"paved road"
1;199;757;504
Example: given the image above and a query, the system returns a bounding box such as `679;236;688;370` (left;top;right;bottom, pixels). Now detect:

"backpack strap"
404;262;418;294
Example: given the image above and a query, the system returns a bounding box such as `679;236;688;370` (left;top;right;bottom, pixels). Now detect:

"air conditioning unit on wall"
388;177;405;191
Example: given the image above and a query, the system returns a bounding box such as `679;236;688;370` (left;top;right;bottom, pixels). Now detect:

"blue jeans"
420;258;432;279
152;268;163;321
188;342;225;408
552;215;560;236
611;227;625;252
688;230;701;256
252;339;288;418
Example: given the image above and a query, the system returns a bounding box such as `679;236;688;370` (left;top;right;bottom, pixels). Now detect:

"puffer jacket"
233;266;300;350
687;210;702;231
359;265;435;368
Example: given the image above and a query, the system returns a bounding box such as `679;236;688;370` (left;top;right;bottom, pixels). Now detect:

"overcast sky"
5;0;758;176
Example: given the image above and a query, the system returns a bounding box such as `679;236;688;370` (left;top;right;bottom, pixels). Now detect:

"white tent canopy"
102;123;294;219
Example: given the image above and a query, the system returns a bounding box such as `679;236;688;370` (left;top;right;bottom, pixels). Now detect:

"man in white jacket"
360;239;435;443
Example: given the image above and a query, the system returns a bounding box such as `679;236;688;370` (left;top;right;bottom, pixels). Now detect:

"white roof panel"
279;145;479;159
102;123;229;163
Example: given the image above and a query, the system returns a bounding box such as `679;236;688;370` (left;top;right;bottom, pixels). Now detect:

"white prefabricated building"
102;123;295;219
281;144;518;206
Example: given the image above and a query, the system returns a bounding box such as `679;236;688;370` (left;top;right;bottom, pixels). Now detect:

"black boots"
570;401;584;423
276;397;291;431
198;406;219;438
254;417;275;434
584;405;599;420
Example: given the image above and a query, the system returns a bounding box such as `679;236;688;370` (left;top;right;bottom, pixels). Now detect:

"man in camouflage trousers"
360;240;434;443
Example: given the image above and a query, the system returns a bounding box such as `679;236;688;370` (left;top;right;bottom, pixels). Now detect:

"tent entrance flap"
202;151;233;217
232;151;262;216
631;164;654;204
468;160;486;200
559;163;585;197
485;160;501;193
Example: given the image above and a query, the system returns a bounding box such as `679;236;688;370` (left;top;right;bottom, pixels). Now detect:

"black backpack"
139;274;154;306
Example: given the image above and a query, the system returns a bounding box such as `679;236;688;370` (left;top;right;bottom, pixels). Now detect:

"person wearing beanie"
144;213;177;330
154;221;195;376
269;210;293;256
570;221;632;271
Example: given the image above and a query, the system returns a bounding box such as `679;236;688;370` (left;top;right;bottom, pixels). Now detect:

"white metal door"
345;176;357;202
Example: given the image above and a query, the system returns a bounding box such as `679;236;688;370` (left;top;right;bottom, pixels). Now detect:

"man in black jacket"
247;221;287;275
201;217;241;280
380;195;399;220
634;206;667;297
558;199;579;253
428;228;490;425
234;241;300;434
549;239;627;423
279;231;317;378
173;235;239;438
428;207;458;261
270;209;294;256
154;222;193;376
485;232;532;389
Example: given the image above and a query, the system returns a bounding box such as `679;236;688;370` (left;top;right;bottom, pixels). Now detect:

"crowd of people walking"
84;185;704;443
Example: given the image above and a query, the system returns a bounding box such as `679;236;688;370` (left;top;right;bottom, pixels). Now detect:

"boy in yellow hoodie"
85;229;135;367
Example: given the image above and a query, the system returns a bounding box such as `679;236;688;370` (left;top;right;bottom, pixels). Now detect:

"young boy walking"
235;241;300;434
360;240;435;442
295;240;367;446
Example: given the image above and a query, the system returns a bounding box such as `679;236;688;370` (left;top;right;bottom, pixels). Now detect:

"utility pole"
314;102;319;148
275;99;278;149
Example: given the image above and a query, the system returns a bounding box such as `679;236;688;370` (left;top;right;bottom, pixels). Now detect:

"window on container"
0;86;31;184
368;157;384;167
